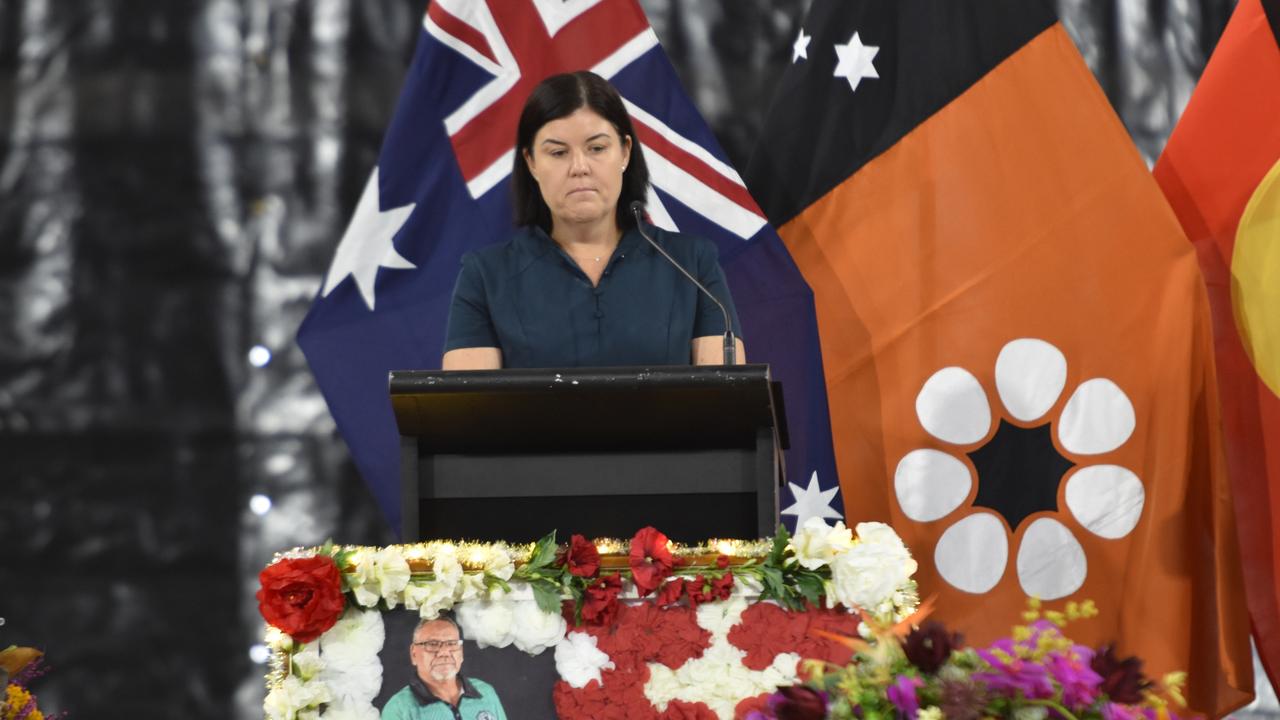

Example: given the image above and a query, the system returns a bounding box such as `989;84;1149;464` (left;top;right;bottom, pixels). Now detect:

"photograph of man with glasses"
380;616;508;720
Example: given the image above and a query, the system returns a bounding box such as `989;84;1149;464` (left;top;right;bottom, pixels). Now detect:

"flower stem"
1026;698;1080;720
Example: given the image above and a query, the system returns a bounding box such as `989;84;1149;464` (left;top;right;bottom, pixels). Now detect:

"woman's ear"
523;148;537;182
621;135;632;168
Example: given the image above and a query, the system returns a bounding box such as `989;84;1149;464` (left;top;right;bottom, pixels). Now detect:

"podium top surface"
389;364;784;453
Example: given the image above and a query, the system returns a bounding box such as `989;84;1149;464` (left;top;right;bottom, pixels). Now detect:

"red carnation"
629;526;674;596
564;534;601;577
582;573;624;626
656;578;686;607
256;556;345;643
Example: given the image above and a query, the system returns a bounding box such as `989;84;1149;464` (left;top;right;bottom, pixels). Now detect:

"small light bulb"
249;644;270;664
249;494;273;515
248;345;272;367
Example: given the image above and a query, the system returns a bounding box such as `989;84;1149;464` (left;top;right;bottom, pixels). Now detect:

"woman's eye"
589;145;605;153
549;150;566;158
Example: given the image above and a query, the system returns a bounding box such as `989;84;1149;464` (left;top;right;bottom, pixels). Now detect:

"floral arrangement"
1;646;53;720
748;598;1188;720
258;519;920;720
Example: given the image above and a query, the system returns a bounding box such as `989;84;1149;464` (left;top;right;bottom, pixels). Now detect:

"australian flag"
298;0;841;534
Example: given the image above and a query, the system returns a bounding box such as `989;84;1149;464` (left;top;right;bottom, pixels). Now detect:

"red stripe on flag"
426;3;499;67
631;119;763;216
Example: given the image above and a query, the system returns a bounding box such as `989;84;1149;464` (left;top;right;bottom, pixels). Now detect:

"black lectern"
390;364;787;544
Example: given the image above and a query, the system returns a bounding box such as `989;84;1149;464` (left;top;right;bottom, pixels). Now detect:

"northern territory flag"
1154;0;1280;694
745;0;1253;713
297;0;839;534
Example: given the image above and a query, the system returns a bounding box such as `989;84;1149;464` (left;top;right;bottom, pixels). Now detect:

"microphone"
629;201;736;365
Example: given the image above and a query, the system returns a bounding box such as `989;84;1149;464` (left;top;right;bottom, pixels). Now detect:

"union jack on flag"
298;0;840;533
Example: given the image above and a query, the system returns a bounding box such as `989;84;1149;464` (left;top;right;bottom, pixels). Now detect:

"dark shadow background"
0;0;1253;717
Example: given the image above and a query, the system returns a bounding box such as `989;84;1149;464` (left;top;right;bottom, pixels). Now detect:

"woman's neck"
550;216;622;251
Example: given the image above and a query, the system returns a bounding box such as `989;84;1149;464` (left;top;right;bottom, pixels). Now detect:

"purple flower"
1045;648;1104;708
974;648;1055;699
904;621;964;674
1101;702;1145;720
886;675;924;717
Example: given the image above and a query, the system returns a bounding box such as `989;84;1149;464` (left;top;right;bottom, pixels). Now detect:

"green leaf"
483;574;512;594
796;572;824;607
767;526;790;567
531;580;563;615
526;530;559;570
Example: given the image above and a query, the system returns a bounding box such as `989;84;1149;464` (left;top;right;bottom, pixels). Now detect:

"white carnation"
320;655;382;707
789;517;854;570
404;580;456;620
455;596;515;648
265;675;331;720
320;700;380;720
456;573;488;602
432;545;464;587
291;643;324;681
349;547;411;608
483;545;515;581
510;598;567;655
319;608;385;666
695;596;748;637
554;631;615;688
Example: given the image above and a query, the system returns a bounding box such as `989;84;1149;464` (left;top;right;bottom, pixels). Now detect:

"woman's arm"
442;347;502;370
692;336;746;365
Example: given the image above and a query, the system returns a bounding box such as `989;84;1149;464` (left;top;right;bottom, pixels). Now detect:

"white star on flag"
792;28;811;62
780;471;843;526
321;167;417;311
832;31;879;93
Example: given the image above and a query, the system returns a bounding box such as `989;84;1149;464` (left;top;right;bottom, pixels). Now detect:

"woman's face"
524;107;632;231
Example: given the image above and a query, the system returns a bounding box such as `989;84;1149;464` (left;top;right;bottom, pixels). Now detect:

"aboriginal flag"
1154;0;1280;696
746;1;1253;713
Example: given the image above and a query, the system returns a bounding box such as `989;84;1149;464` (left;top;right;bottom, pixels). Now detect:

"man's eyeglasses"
413;639;464;653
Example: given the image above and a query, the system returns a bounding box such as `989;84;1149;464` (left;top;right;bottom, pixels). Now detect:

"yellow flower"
918;707;943;720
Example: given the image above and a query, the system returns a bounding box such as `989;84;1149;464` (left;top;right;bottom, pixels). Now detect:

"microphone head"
629;200;645;219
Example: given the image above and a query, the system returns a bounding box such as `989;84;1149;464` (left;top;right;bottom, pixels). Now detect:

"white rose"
372;547;412;608
455;596;515;648
319;608;385;666
789;517;854;570
320;701;380;720
510;598;567;655
828;540;913;611
554;631;615;688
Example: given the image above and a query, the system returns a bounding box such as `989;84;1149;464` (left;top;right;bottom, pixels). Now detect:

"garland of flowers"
257;519;921;720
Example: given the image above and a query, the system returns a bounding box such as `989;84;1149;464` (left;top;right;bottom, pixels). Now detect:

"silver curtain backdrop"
0;1;1262;718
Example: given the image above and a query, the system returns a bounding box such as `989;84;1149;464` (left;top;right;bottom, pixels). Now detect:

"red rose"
582;573;624;625
716;554;730;569
256;556;345;643
629;526;674;596
564;534;601;577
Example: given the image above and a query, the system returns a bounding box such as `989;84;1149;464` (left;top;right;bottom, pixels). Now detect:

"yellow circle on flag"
1231;157;1280;398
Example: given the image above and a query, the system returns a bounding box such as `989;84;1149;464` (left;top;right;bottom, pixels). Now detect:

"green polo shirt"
380;675;506;720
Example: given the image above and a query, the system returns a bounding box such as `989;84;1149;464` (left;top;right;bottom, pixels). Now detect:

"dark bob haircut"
512;71;650;233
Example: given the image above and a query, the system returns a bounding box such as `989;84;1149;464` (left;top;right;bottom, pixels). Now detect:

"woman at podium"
441;71;745;370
